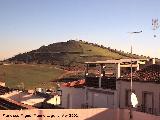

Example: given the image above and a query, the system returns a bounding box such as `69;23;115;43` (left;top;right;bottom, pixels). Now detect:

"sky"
0;0;160;60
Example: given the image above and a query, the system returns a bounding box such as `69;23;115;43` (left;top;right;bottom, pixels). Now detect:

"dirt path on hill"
57;70;76;79
53;66;84;80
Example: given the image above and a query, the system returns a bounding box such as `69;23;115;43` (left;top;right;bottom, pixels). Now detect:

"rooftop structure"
84;58;157;89
85;58;148;64
85;58;150;78
119;64;160;82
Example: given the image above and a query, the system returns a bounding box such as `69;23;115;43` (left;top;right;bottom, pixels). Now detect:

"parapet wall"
0;108;159;120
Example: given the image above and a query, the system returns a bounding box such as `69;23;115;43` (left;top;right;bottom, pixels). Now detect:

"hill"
1;40;149;89
7;40;147;68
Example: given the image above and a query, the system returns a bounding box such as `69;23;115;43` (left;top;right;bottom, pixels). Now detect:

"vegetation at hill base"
0;64;64;89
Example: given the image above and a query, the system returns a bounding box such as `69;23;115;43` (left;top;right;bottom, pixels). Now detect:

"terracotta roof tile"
119;64;160;82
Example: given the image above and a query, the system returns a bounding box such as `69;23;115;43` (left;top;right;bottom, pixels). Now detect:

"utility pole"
128;30;142;120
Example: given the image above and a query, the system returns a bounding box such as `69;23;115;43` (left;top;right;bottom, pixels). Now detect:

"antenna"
75;35;79;41
152;18;159;37
130;45;133;91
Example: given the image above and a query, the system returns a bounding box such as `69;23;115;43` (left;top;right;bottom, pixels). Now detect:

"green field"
0;64;64;89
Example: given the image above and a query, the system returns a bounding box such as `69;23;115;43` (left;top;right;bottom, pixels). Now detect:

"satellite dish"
131;92;138;108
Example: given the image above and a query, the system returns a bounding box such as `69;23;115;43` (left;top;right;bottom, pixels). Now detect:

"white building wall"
61;86;118;109
0;82;5;87
61;87;85;109
86;87;118;108
93;93;108;107
117;81;160;115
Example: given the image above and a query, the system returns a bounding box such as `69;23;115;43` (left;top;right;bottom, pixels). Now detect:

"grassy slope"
80;42;125;59
59;41;128;66
0;64;64;89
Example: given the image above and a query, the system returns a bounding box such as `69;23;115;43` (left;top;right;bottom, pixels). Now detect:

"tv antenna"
152;18;159;38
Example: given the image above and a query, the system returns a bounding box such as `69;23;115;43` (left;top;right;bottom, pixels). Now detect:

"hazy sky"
0;0;160;60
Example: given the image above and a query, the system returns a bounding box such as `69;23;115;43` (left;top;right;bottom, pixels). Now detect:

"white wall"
61;86;119;109
61;87;85;109
0;82;5;87
86;87;118;108
117;81;160;115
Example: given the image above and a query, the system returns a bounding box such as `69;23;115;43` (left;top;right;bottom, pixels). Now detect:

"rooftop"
61;79;85;88
119;64;160;82
0;91;45;106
